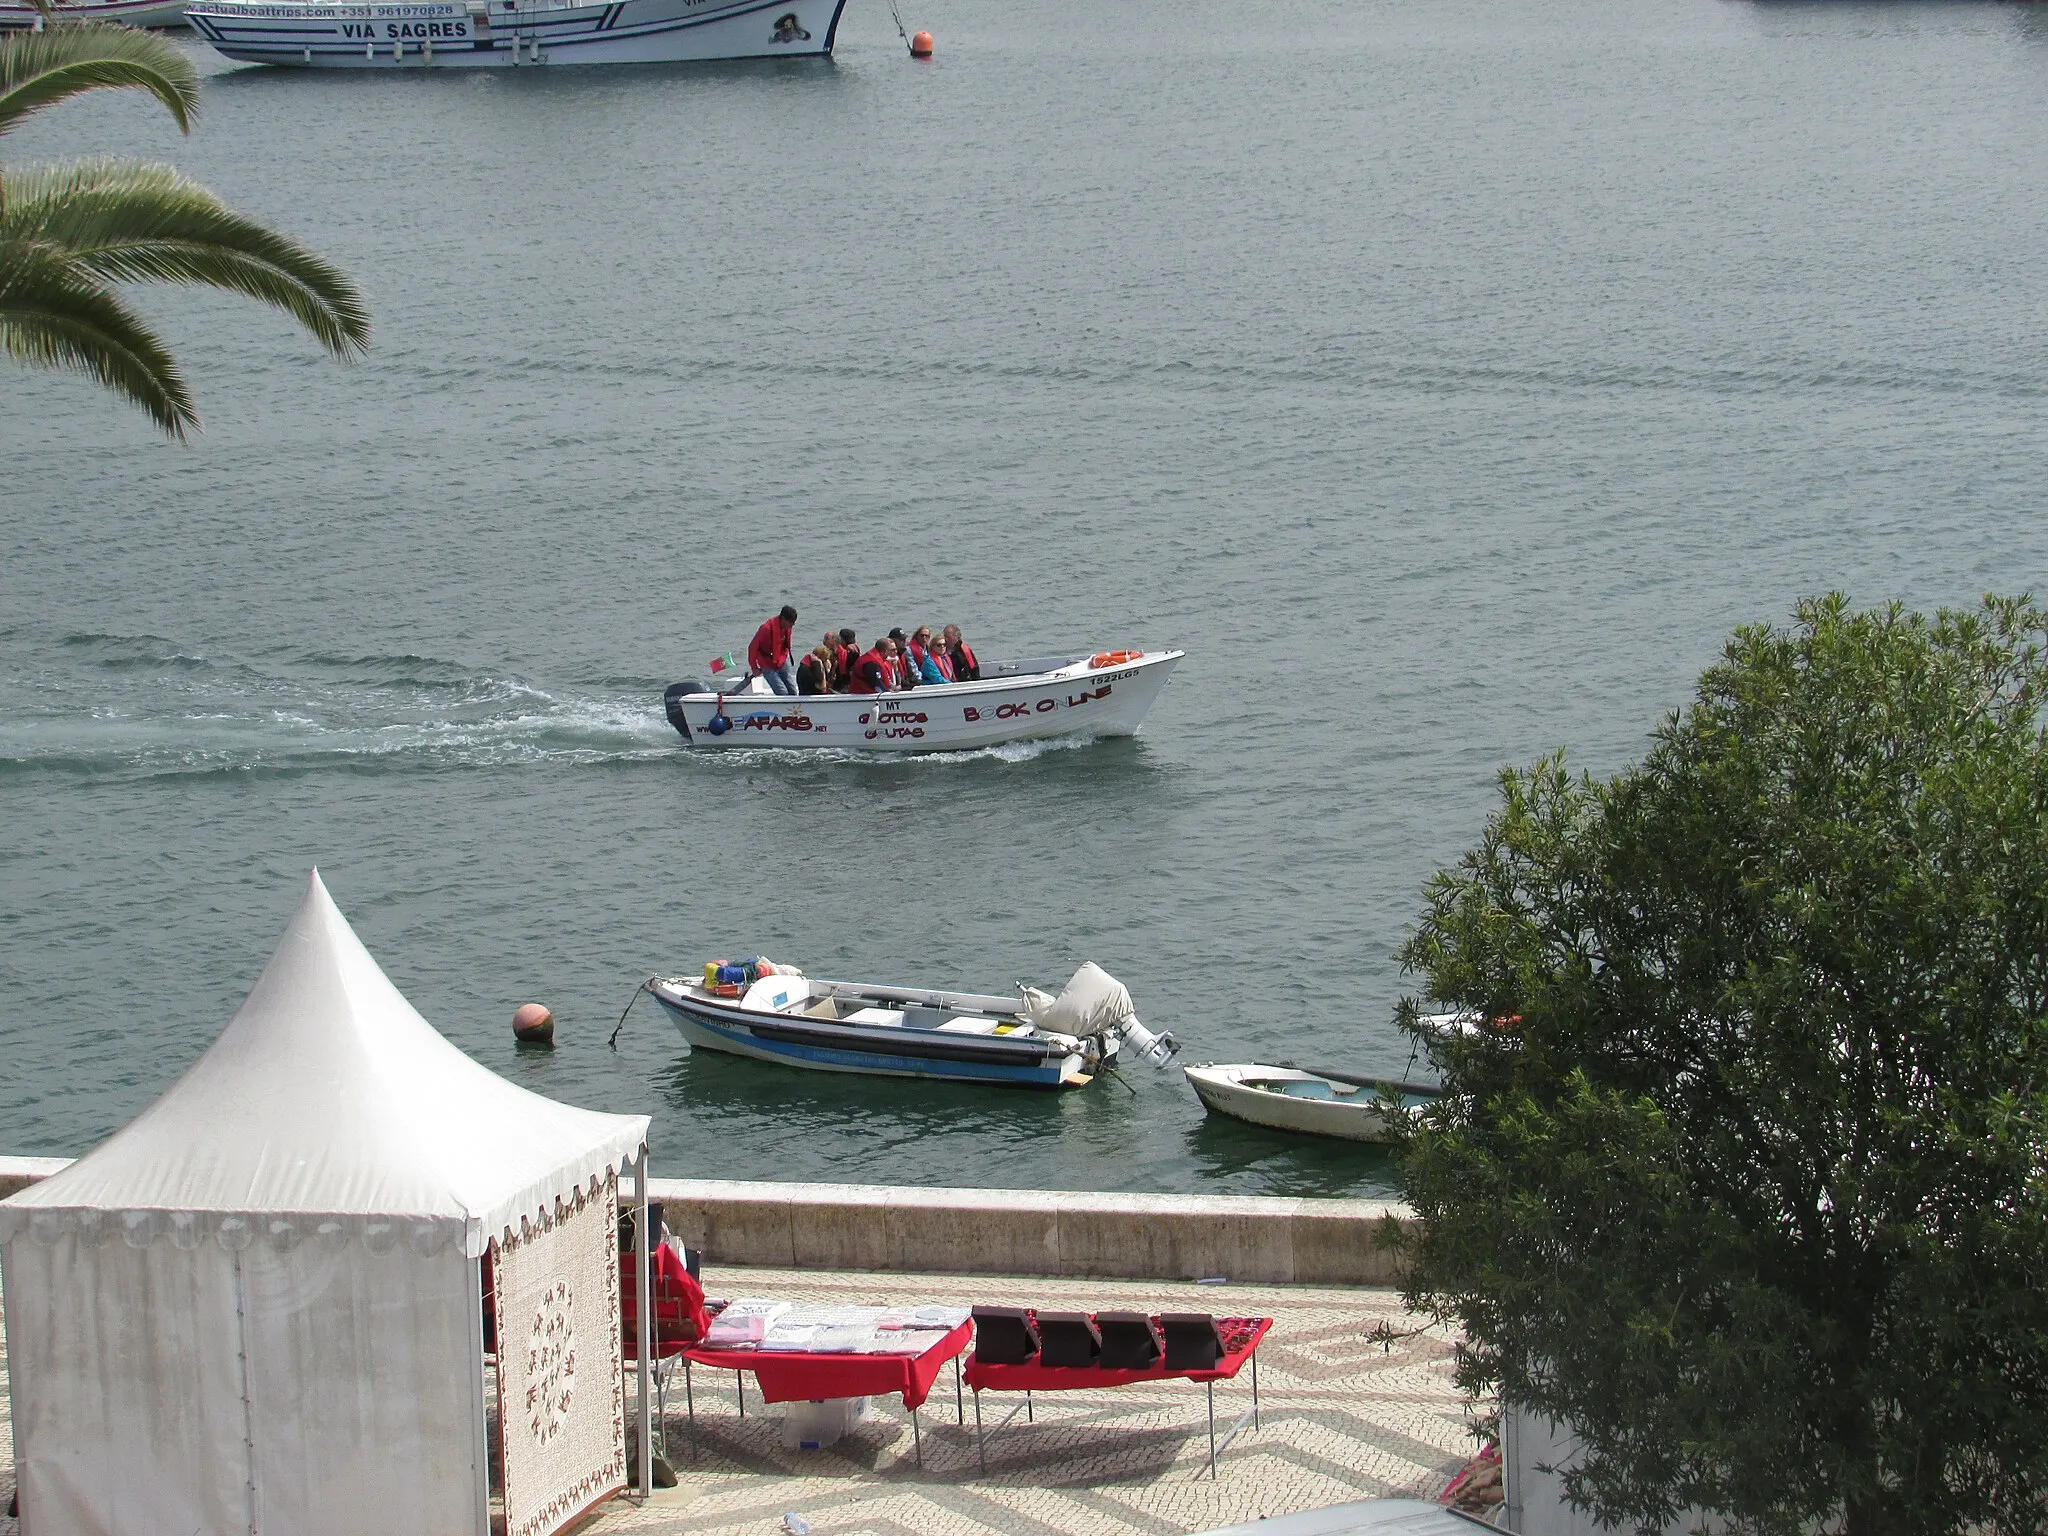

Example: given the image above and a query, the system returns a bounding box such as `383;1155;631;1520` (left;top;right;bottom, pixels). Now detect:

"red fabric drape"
685;1319;972;1410
963;1317;1270;1393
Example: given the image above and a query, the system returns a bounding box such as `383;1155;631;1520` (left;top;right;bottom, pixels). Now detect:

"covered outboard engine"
664;681;705;742
1019;962;1179;1070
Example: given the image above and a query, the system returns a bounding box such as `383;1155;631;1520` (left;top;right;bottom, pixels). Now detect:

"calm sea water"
3;0;2045;1198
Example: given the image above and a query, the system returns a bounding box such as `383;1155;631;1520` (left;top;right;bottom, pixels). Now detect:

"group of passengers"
748;605;982;697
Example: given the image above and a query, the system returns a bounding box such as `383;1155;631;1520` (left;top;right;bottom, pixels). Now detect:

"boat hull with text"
185;0;844;67
661;649;1182;753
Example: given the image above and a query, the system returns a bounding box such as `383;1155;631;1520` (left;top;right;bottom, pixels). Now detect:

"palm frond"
0;236;193;436
0;24;198;143
2;158;370;357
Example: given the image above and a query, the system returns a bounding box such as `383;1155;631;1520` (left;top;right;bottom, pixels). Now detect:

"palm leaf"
0;24;197;144
0;235;193;436
2;158;371;357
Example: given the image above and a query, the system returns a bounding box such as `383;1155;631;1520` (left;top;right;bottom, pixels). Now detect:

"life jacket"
848;649;888;694
796;654;830;694
953;642;980;681
620;1240;708;1348
748;616;792;671
927;649;955;682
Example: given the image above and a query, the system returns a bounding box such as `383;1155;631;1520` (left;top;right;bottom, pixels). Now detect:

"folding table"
963;1316;1271;1477
681;1319;973;1464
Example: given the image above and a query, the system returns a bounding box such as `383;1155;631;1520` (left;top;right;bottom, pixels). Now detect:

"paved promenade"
1;1266;1474;1536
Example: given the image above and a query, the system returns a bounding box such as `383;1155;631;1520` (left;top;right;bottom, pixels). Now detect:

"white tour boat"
647;960;1181;1089
1185;1063;1442;1143
1;0;189;29
184;0;844;67
661;648;1183;753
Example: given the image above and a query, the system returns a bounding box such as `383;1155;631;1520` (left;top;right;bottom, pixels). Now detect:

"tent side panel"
496;1175;627;1536
1;1236;251;1536
238;1242;481;1536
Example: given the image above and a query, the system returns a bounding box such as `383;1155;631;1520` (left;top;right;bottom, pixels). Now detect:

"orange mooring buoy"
910;29;933;56
513;1002;555;1046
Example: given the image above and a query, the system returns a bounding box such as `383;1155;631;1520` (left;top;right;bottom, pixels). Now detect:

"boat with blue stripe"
646;961;1179;1090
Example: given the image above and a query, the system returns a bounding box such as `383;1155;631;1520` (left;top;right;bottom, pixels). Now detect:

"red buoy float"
910;29;933;56
513;1002;555;1045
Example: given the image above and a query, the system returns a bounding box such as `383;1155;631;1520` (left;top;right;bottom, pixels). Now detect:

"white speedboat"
185;0;843;67
661;649;1182;753
1;0;188;28
1185;1064;1441;1142
647;960;1180;1089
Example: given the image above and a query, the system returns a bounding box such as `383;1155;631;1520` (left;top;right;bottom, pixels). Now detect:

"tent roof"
0;872;647;1258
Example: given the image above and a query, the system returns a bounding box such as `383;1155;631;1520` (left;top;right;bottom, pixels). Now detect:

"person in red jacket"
944;624;981;682
831;628;859;691
885;629;917;690
846;639;891;694
748;604;799;694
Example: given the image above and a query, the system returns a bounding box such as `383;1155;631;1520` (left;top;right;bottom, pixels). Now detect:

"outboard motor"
663;681;704;742
1118;1017;1180;1069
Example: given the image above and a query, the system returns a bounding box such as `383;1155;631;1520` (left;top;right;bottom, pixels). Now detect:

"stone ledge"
647;1178;1413;1284
0;1159;1414;1284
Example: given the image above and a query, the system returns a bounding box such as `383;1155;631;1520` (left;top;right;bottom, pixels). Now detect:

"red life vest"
748;615;793;671
954;642;980;681
848;648;888;694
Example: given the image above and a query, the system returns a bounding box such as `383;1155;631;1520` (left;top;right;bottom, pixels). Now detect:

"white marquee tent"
0;872;654;1536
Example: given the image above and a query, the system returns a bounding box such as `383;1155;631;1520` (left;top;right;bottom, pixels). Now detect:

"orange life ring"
1089;649;1142;669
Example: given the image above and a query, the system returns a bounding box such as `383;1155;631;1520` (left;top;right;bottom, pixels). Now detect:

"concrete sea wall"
650;1179;1411;1284
0;1160;1412;1285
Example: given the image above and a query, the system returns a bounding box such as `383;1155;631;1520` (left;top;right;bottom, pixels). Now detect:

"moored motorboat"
1;0;188;28
1184;1063;1441;1142
661;648;1183;753
647;959;1179;1089
185;0;843;68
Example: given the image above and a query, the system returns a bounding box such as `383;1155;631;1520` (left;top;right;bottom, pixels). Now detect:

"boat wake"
0;632;676;780
0;633;1137;780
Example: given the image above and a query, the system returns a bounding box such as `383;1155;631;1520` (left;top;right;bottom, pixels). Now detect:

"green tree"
1395;595;2048;1536
1;22;368;437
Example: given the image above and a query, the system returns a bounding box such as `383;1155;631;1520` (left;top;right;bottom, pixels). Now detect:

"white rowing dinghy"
1184;1063;1441;1142
662;649;1182;753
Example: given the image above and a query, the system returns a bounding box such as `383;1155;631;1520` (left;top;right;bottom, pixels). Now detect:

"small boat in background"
1184;1063;1441;1142
1;0;188;29
187;0;845;69
647;959;1180;1090
661;649;1183;753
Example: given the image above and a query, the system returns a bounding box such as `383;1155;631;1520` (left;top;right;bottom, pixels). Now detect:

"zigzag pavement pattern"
0;1268;1481;1536
595;1266;1482;1536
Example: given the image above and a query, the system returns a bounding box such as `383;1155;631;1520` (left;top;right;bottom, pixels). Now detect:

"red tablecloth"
963;1317;1271;1393
684;1319;972;1410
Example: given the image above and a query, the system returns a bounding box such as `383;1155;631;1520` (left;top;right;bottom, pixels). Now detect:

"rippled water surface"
4;0;2046;1196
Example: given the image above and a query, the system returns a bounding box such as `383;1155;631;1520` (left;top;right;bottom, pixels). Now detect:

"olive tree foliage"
1393;595;2048;1536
